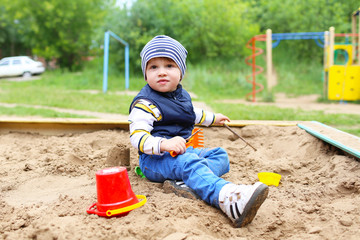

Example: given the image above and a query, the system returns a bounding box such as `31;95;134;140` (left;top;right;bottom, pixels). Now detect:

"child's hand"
214;113;230;125
160;136;187;155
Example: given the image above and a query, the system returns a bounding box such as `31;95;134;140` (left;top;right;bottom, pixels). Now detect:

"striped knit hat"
140;35;188;80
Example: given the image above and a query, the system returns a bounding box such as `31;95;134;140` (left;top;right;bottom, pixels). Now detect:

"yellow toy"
325;8;360;101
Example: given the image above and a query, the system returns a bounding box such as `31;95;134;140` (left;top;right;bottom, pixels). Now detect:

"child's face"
145;57;181;92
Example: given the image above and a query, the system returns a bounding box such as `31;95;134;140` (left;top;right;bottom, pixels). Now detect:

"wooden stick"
224;123;257;151
186;129;201;141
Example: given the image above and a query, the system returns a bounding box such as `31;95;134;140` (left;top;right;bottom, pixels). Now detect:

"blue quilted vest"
130;84;195;139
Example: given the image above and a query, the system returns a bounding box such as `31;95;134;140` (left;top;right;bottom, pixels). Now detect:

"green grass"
0;80;134;114
183;59;255;101
270;43;324;98
209;102;360;136
0;105;89;118
0;64;138;114
0;53;359;137
183;43;325;102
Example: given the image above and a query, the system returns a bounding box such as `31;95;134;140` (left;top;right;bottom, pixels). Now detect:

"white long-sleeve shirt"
129;99;215;155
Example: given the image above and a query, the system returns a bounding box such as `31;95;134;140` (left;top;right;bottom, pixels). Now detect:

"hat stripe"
140;35;188;79
143;49;185;70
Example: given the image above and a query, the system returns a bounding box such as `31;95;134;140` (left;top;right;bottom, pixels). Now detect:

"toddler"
128;35;268;227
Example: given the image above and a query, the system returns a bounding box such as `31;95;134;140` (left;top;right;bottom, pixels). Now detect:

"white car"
0;56;45;78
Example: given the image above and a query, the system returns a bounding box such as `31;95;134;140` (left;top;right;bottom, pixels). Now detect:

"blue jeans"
139;147;230;208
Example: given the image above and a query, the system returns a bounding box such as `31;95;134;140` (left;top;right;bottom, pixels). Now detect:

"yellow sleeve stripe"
199;110;206;125
130;129;150;137
135;103;154;115
134;103;162;121
138;134;150;153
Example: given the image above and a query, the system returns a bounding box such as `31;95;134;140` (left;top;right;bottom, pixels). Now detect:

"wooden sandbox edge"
0;118;300;135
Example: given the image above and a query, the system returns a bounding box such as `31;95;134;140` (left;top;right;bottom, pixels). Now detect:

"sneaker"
163;180;200;200
219;182;269;227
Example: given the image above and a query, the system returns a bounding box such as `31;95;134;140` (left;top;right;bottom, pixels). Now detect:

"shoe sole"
234;184;269;228
163;180;200;200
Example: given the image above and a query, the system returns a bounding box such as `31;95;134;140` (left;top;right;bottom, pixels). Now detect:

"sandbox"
1;118;359;240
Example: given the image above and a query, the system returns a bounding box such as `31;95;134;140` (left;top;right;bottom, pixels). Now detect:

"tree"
5;0;111;70
106;0;260;69
0;0;31;57
246;0;360;60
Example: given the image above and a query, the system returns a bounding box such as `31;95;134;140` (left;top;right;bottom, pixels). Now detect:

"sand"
1;124;360;240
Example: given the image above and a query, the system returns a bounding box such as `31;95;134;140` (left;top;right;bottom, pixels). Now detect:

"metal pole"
103;31;110;93
324;31;329;99
252;38;256;102
103;30;130;92
358;10;360;64
125;45;129;90
329;27;335;67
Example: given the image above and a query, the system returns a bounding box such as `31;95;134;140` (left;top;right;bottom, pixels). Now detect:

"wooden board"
224;120;299;127
0;118;299;134
298;121;360;159
0;118;129;134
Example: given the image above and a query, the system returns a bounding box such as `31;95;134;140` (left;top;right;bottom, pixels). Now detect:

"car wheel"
22;72;32;78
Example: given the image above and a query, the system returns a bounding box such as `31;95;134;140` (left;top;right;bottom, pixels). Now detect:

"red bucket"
87;166;146;217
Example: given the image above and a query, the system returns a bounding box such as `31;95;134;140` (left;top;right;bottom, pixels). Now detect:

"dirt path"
220;93;360;115
0;101;213;120
1;92;359;120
